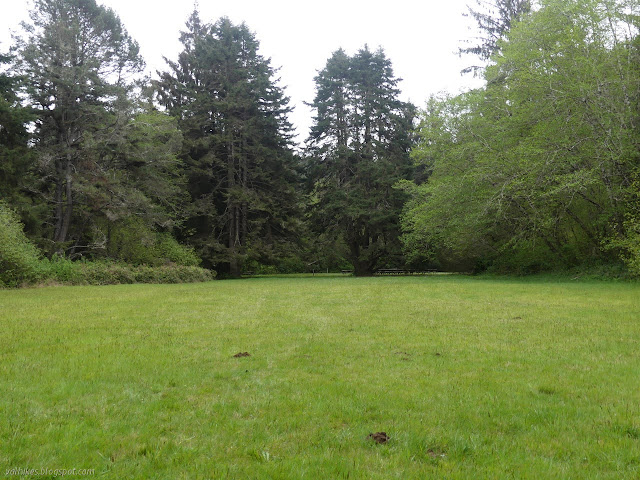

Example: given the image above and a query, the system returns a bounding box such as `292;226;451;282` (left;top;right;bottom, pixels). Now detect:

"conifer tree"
0;52;35;221
459;0;531;74
307;46;415;276
14;0;144;253
157;12;303;275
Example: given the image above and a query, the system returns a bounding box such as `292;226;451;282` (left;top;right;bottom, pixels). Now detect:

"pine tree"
157;13;303;275
0;52;36;222
307;46;415;276
14;0;144;253
459;0;531;75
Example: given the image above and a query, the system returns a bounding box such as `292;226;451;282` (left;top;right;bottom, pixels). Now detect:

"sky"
0;0;485;146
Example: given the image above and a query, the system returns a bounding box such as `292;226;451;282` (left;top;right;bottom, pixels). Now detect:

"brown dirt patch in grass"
368;432;390;444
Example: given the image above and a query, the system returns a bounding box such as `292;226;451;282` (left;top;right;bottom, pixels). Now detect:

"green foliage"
75;262;214;285
41;255;79;283
244;255;307;275
305;232;352;273
609;209;640;277
0;201;210;288
402;0;640;274
14;0;145;251
275;256;307;274
306;46;416;276
42;257;214;285
155;234;200;267
488;240;559;275
85;110;188;233
0;53;36;216
156;12;304;276
619;231;640;277
0;201;42;287
2;0;637;279
105;218;200;267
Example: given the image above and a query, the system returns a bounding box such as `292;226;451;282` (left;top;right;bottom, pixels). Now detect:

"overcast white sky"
1;0;484;145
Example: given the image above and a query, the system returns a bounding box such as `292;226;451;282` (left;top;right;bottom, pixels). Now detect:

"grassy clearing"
1;275;639;479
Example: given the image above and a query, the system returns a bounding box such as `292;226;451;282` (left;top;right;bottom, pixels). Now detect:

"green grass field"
1;275;639;479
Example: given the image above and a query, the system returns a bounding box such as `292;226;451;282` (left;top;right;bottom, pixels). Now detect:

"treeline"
0;0;416;281
1;0;639;285
402;0;640;275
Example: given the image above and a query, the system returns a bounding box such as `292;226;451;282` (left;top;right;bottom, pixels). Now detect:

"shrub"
276;256;306;274
609;220;640;278
0;201;43;287
77;261;137;285
43;260;215;286
106;218;200;267
155;234;200;267
41;256;82;284
1;204;214;287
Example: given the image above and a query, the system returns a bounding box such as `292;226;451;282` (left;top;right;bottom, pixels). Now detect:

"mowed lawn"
1;275;639;479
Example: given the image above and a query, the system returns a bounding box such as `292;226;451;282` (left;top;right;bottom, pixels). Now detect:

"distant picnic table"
374;268;437;275
341;268;438;275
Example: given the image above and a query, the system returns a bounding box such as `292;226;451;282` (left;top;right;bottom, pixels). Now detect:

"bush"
1;204;214;287
488;240;557;275
106;218;201;267
77;261;137;285
615;218;640;278
130;264;215;284
40;256;82;284
0;201;43;287
43;260;215;286
155;234;200;267
276;256;307;274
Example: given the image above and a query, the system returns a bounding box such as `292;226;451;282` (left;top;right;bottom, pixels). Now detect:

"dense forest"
1;0;639;285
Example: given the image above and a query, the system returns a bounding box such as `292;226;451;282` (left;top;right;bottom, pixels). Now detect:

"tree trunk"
53;160;64;243
349;235;374;276
227;136;239;277
53;156;73;248
241;140;248;246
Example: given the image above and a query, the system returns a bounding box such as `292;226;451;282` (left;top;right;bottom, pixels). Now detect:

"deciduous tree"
404;0;639;273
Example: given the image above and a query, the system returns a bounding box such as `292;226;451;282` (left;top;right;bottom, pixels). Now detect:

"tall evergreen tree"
459;0;531;74
307;46;415;276
0;51;36;221
156;12;303;276
13;0;144;254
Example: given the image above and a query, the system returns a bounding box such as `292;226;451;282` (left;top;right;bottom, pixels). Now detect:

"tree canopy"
403;0;640;274
156;13;304;275
306;46;416;275
1;0;638;280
